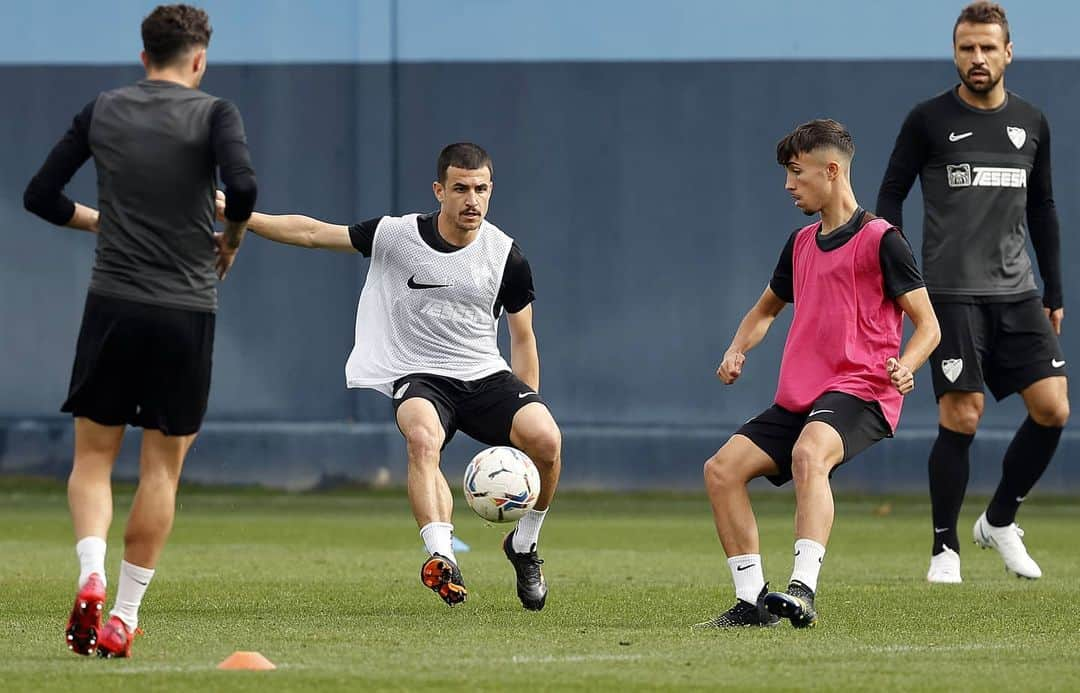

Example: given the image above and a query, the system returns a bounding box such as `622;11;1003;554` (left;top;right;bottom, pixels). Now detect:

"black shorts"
390;371;545;448
62;292;215;436
735;391;891;487
930;297;1066;401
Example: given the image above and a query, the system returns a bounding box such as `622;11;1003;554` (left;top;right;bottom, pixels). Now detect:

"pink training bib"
774;216;905;432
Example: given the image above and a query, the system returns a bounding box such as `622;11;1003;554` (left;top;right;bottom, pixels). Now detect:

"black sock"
985;417;1063;527
929;425;974;554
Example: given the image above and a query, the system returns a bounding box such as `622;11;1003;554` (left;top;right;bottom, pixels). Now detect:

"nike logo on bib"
808;409;834;417
518;392;537;399
1052;359;1066;368
948;131;973;142
408;275;452;290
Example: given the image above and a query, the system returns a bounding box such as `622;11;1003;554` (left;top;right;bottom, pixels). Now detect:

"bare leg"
123;429;195;568
702;434;780;556
69;417;125;540
790;422;845;546
396;398;449;527
509;402;561;511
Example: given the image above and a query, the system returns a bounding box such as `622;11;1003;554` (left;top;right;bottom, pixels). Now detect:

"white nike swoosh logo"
934;527;949;534
1052;359;1066;368
808;409;834;417
518;392;536;399
949;131;973;142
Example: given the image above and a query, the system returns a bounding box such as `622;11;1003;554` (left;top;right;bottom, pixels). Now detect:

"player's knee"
703;451;743;491
1030;398;1070;428
524;423;561;464
138;462;182;488
790;445;829;483
403;427;443;461
941;398;983;434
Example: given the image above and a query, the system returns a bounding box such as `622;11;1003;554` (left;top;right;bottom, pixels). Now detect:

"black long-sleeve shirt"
24;80;257;312
876;87;1062;309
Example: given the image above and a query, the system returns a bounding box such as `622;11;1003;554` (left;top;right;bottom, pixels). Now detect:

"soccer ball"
462;446;540;523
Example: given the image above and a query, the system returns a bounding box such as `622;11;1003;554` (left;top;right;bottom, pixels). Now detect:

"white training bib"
345;214;513;395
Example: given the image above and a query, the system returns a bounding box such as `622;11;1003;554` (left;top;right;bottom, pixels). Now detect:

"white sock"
512;508;548;553
420;522;456;564
76;536;107;588
790;538;826;593
727;554;766;604
110;560;154;631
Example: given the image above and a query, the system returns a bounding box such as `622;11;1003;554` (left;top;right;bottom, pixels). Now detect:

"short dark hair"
437;142;493;183
954;1;1010;44
141;4;212;67
776;119;855;165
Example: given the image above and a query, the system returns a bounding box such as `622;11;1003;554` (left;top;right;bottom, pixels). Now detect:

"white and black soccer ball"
462;446;540;523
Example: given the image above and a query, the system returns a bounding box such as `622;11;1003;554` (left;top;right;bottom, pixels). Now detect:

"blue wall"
2;2;1078;491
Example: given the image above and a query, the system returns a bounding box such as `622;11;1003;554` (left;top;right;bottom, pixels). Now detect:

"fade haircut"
954;1;1010;44
776;119;855;166
141;4;212;67
437;142;493;183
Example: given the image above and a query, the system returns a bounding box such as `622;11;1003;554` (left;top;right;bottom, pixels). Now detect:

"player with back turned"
22;4;256;658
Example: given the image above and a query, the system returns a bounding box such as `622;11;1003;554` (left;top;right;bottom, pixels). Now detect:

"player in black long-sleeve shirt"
22;5;256;659
875;2;1067;584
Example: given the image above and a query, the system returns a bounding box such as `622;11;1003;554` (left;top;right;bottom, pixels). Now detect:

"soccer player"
22;5;256;657
695;120;940;629
217;142;560;610
876;2;1068;583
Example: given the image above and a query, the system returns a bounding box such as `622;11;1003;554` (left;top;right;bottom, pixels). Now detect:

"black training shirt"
876;87;1061;308
23;80;257;312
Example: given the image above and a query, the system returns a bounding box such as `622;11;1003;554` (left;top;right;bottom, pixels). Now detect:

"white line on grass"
511;654;644;664
860;643;1010;654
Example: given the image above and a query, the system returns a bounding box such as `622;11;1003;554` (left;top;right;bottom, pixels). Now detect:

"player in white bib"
217;143;560;610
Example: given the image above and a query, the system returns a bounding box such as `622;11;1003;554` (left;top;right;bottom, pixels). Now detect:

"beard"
957;65;1003;94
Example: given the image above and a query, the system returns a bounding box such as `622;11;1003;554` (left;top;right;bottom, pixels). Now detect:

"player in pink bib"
694;119;941;629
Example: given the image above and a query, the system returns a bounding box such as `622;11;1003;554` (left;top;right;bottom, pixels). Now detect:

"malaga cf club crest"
1006;126;1026;150
941;358;963;383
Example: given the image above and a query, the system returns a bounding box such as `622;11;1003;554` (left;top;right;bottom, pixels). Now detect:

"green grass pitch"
2;481;1079;691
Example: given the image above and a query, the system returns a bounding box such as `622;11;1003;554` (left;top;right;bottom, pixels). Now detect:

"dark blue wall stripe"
3;60;1077;440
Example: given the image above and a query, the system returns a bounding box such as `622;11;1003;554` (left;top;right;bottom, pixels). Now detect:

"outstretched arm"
717;286;788;385
887;287;941;395
506;305;539;392
215;191;357;253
